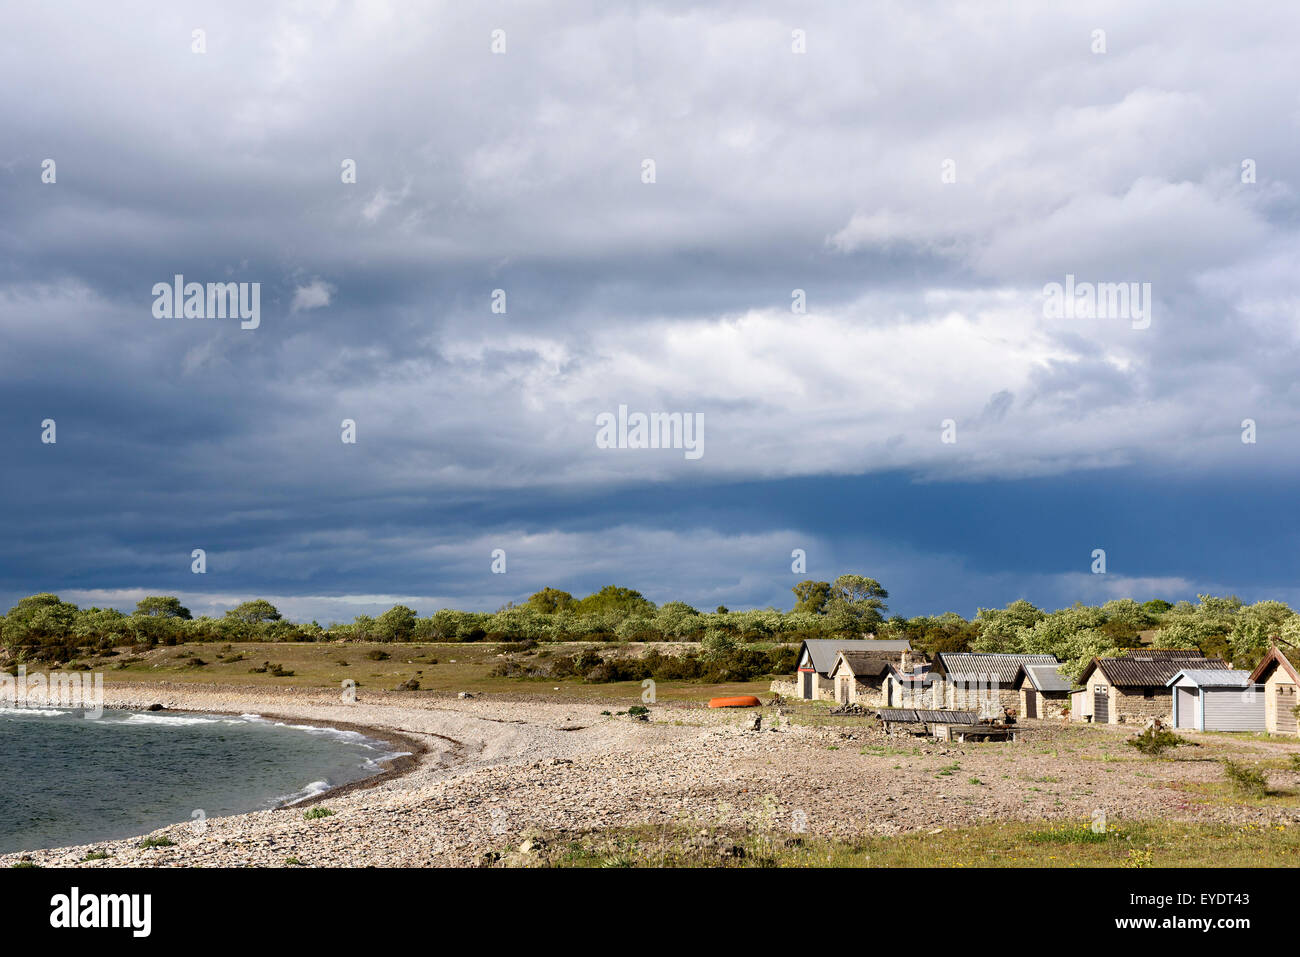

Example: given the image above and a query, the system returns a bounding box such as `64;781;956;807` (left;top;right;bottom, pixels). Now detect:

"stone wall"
1111;688;1174;724
769;678;798;697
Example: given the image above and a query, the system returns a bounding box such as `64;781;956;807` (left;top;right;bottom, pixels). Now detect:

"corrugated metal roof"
875;708;979;725
1167;669;1254;689
1095;655;1228;688
934;652;1059;685
798;639;911;675
916;709;980;724
1022;663;1072;693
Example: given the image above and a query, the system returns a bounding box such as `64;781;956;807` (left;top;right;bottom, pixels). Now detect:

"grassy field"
83;640;773;703
520;819;1300;868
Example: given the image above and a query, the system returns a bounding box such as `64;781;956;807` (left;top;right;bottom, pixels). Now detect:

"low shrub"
1126;725;1187;757
1222;760;1268;798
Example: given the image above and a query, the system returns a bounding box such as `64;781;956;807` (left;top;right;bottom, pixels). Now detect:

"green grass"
136;835;175;848
303;807;335;820
516;819;1300;868
87;640;774;704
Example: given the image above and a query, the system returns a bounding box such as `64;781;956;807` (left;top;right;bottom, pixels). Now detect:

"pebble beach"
5;683;1300;868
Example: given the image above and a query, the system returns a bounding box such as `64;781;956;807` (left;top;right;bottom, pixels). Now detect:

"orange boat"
707;695;762;708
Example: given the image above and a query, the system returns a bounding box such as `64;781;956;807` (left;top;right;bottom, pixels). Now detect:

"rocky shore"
4;684;1300;867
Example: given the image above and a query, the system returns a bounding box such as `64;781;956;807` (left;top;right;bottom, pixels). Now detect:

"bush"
1222;760;1268;798
303;807;335;820
1126;725;1187;757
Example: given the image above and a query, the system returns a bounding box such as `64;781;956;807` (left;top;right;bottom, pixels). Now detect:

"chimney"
899;649;912;674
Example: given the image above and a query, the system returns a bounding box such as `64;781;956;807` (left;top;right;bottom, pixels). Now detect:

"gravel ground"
5;684;1300;867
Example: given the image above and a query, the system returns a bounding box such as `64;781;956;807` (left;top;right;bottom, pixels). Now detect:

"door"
1176;687;1198;729
1023;689;1037;719
1277;685;1298;733
839;677;850;704
1093;685;1110;724
800;671;813;699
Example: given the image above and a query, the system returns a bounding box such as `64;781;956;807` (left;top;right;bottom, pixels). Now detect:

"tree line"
2;576;1295;678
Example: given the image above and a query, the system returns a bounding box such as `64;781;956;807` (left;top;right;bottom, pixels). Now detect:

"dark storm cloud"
2;1;1299;618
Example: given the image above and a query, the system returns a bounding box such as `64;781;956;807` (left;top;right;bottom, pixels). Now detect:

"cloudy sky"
3;1;1298;623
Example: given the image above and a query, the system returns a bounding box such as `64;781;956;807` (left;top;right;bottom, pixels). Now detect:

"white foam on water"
279;779;333;806
0;706;70;717
120;712;226;727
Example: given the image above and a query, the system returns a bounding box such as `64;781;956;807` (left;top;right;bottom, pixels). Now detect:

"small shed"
792;639;911;700
929;652;1060;716
1167;670;1264;732
1248;646;1300;735
827;650;896;707
1073;651;1227;725
883;661;937;708
1013;663;1072;719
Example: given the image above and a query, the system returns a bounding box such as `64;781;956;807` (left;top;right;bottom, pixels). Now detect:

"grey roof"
876;708;979;725
1087;654;1227;688
1021;663;1072;693
1166;669;1255;689
933;652;1059;685
798;639;911;675
830;649;896;678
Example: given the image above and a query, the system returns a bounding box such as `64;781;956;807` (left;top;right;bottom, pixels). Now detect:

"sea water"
0;707;405;854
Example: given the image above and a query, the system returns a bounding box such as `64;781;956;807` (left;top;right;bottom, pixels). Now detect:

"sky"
2;1;1298;624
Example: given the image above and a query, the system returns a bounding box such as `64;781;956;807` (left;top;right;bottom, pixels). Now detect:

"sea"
0;706;406;854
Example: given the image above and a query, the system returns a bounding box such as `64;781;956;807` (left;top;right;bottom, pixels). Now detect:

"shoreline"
7;683;1299;868
0;700;438;856
250;711;434;808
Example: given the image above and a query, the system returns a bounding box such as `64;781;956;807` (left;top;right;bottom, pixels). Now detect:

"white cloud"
290;278;334;312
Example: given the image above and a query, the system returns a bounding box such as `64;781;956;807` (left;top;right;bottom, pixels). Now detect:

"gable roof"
1080;652;1226;688
797;639;911;675
1248;646;1300;686
1018;663;1073;693
1166;669;1254;689
830;649;897;678
932;652;1059;685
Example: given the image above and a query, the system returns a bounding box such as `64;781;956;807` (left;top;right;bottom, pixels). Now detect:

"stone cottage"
928;652;1061;717
829;648;930;707
1248;645;1300;735
1012;662;1072;719
882;652;936;707
789;638;912;700
1072;650;1227;725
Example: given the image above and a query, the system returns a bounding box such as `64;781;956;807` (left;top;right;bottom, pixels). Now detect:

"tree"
134;596;192;620
791;580;832;615
527;587;575;614
3;593;80;660
376;605;418;642
823;575;889;632
974;600;1047;650
574;586;655;619
224;600;282;625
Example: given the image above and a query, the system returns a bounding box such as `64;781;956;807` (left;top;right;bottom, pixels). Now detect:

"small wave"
120;712;226;727
0;706;70;717
279;779;333;806
361;751;411;771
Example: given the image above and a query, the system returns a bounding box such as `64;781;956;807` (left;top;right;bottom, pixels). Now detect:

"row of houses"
787;639;1300;735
